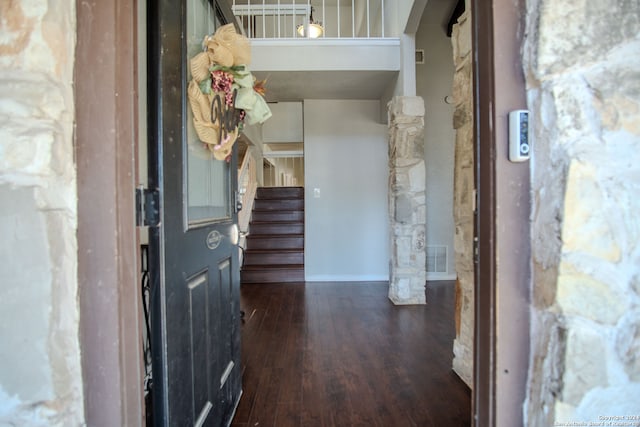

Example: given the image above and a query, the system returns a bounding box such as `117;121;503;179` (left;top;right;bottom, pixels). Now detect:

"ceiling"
252;69;398;103
247;38;401;103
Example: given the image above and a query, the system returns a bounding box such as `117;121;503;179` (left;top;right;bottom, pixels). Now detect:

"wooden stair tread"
253;206;305;208
256;187;303;198
248;225;304;229
243;249;304;264
242;264;304;270
242;186;305;284
247;233;304;238
244;248;303;253
249;222;304;225
254;199;303;201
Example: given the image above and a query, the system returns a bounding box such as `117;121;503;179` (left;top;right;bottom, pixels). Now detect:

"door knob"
230;224;239;245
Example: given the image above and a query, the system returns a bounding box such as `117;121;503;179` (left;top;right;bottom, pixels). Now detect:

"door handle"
230;224;239;245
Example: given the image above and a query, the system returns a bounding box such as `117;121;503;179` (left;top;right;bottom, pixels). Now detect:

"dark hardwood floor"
231;281;471;427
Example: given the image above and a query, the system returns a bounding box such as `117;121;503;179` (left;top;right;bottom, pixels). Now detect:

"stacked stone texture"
450;11;474;389
387;96;427;304
523;1;640;425
0;1;84;425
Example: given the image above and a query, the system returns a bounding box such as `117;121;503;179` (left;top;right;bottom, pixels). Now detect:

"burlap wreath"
187;24;271;161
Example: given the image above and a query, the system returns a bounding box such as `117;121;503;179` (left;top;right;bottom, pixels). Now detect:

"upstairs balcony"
231;0;387;39
226;0;405;104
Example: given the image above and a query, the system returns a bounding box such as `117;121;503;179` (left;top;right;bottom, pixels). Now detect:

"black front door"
147;0;242;425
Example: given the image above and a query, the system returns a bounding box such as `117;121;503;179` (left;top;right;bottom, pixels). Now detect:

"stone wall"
0;2;83;425
523;1;640;424
450;11;474;389
388;96;427;304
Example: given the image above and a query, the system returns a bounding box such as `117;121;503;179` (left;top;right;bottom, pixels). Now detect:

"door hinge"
136;186;160;227
472;188;478;214
473;236;479;264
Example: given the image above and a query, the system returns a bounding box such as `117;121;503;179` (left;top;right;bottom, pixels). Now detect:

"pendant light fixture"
297;6;324;38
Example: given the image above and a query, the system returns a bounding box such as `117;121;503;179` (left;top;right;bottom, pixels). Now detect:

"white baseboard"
305;273;457;282
305;274;389;282
426;273;457;281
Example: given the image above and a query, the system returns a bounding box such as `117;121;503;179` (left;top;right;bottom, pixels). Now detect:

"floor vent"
426;245;448;274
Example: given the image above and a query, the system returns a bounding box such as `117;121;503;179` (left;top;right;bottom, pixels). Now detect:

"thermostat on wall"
509;110;530;162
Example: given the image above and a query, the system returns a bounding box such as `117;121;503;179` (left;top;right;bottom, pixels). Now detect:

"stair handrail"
238;147;258;263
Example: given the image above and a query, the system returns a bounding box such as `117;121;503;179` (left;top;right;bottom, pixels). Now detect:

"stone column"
451;10;474;389
387;96;427;305
0;1;84;424
523;2;640;425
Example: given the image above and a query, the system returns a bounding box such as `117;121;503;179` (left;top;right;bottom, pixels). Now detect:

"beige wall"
304;100;390;282
450;10;474;388
0;1;84;424
415;0;457;280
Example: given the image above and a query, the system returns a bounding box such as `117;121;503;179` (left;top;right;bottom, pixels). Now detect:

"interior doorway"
415;0;474;388
260;101;305;188
74;0;525;424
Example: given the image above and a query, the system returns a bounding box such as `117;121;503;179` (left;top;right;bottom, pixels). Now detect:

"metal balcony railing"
230;0;385;39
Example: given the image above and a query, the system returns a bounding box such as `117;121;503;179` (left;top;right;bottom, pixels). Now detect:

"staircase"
241;187;305;283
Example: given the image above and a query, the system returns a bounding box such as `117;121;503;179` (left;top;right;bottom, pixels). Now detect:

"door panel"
186;270;214;421
147;0;242;425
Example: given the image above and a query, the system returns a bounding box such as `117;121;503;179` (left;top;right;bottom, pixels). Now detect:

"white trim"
232;4;309;16
426;273;457;281
251;39;401;72
219;361;235;389
305;274;389;282
224;391;243;427
306;274;456;281
194;402;213;427
251;38;400;47
263;151;304;158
